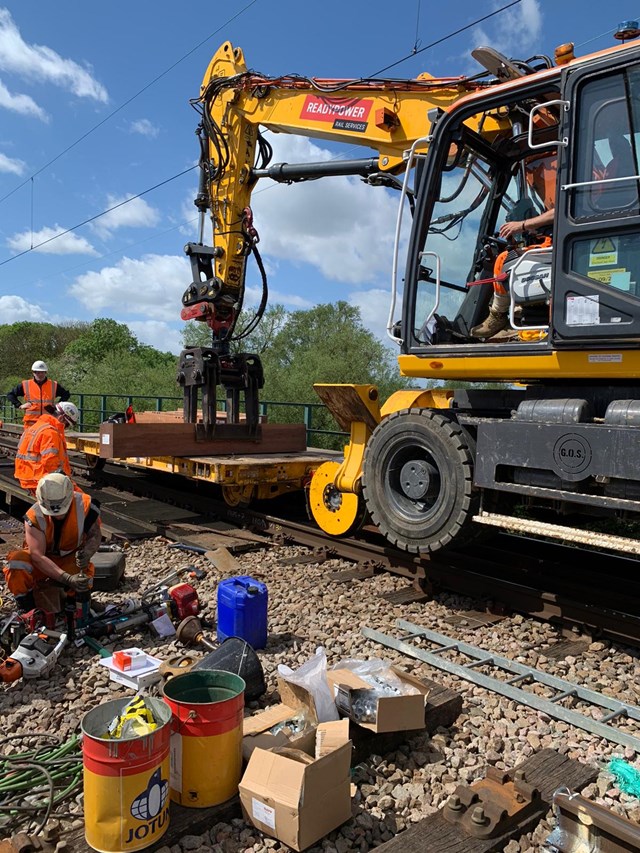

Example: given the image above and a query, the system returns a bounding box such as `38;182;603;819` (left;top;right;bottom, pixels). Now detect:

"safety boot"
471;293;510;339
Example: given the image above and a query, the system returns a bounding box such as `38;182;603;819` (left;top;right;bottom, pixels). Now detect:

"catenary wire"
370;0;523;76
0;0;261;207
0;165;198;268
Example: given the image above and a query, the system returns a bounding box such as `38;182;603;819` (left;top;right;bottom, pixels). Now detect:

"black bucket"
193;636;266;700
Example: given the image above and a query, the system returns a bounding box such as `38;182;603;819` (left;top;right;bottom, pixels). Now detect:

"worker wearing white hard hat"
3;474;101;614
6;360;71;429
14;402;80;494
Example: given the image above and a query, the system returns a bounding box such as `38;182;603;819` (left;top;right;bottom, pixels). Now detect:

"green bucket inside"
162;669;245;705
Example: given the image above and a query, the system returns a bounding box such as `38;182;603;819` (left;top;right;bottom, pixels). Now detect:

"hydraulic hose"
0;734;82;835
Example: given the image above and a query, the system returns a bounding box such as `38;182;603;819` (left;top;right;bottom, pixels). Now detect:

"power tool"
0;629;67;682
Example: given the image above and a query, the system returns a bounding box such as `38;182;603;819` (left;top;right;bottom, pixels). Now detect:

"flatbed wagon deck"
66;431;338;505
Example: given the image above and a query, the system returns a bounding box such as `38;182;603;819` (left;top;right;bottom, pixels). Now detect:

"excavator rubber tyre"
309;460;368;537
361;408;479;554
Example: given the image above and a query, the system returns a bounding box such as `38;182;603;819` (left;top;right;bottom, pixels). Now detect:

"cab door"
552;45;640;344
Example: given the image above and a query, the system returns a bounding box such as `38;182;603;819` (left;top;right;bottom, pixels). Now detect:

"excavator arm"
180;40;484;340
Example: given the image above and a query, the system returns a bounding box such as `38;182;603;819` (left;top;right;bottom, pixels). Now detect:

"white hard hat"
36;473;74;516
31;360;48;372
56;401;79;427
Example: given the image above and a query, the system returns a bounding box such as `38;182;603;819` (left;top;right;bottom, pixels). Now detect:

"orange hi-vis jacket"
21;378;58;427
3;491;98;596
27;490;96;558
14;413;71;492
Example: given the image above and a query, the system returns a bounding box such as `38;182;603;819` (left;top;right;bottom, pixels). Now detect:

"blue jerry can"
216;576;268;649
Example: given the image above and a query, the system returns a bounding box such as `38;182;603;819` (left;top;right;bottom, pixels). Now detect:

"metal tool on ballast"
0;628;67;681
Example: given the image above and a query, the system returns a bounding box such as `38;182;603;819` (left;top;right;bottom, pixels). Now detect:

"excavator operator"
471;150;557;339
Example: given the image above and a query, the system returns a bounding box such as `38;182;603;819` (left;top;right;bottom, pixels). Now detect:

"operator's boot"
471;293;510;339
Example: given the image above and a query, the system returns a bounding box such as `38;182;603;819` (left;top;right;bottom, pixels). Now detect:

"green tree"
181;304;288;355
0;321;86;390
259;302;412;447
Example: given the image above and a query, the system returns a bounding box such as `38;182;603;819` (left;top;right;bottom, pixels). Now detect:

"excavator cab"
403;85;563;354
400;41;640;374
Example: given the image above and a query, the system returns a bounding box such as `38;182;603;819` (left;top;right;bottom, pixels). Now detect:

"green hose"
0;733;83;835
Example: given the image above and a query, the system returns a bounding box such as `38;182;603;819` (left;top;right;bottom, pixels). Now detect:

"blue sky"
0;1;638;354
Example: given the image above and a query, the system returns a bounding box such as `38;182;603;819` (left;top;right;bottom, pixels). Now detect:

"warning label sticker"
588;267;625;284
566;294;599;325
589;236;618;267
588;353;623;363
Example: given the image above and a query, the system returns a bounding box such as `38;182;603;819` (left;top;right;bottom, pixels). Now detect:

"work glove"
60;572;90;592
75;550;90;570
19;402;29;410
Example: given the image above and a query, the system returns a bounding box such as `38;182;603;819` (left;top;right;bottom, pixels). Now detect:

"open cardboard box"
326;665;429;733
239;719;352;851
242;676;319;761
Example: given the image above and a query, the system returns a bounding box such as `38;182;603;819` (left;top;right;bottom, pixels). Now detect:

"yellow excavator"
182;26;640;555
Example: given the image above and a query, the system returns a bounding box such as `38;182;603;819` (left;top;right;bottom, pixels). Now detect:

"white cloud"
0;294;49;322
128;320;182;355
0;78;47;120
349;287;394;343
129;119;159;138
6;225;97;255
90;195;160;238
473;0;543;60
244;282;314;309
0;150;24;174
68;254;189;320
252;135;402;286
0;8;108;102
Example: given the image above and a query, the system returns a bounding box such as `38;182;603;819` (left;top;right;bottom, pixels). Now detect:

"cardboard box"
99;648;163;690
326;666;429;733
239;719;352;851
242;676;319;761
112;649;147;672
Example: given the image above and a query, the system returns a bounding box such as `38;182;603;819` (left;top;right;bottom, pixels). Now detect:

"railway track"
1;429;640;645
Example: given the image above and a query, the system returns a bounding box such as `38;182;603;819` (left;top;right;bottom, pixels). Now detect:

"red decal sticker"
300;95;373;123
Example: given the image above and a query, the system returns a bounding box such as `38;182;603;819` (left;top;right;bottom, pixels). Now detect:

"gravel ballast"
2;535;640;852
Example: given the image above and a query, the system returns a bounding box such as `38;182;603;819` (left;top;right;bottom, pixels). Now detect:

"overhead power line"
0;0;260;207
371;0;523;76
0;165;197;268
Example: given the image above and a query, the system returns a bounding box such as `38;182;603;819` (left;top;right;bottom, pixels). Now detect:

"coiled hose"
0;733;83;835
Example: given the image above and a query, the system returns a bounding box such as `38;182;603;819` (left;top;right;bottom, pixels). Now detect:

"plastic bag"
103;695;158;739
330;658;420;696
277;647;339;722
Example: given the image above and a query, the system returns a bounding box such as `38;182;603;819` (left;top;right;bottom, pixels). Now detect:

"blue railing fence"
0;393;346;449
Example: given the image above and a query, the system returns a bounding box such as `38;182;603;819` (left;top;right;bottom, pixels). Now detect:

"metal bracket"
443;765;540;839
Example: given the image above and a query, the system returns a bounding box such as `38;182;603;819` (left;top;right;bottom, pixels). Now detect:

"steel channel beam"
396;618;640;718
362;623;640;751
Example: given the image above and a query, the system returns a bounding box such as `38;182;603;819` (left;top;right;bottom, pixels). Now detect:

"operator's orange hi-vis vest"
3;491;98;597
14;413;71;492
22;379;58;427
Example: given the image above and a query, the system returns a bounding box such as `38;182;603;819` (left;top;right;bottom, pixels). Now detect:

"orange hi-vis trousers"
3;550;95;596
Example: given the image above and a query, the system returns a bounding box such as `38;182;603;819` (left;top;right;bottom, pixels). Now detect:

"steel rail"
2;432;640;645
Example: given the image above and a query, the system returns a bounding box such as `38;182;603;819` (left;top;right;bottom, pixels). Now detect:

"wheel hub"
323;483;343;512
399;459;437;500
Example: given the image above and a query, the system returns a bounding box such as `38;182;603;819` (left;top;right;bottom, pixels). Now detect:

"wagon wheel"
309;460;368;537
221;485;255;508
362;409;479;554
84;453;106;473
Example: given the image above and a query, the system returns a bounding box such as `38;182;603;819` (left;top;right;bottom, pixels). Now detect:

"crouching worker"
3;473;101;613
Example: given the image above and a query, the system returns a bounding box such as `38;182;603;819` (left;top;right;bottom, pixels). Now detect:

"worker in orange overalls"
6;361;71;428
14;402;80;494
3;474;101;613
